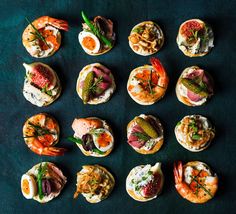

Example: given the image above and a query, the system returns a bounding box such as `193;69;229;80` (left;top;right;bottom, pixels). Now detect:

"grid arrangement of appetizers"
19;12;219;205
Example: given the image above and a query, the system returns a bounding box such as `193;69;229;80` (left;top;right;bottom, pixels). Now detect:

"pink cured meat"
93;67;112;83
185;69;212;102
128;125;146;148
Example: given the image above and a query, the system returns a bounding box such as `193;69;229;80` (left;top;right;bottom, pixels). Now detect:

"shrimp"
173;161;218;203
22;16;69;58
23;113;66;156
127;57;169;104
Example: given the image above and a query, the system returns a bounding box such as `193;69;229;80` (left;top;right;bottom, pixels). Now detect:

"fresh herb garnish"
41;83;53;96
88;76;103;94
192;134;201;140
190;175;213;198
25;17;50;48
67;136;105;155
132;132;150;142
27;122;56;137
37;163;48;200
176;121;181;126
81;11;112;48
148;69;154;94
132;27;144;34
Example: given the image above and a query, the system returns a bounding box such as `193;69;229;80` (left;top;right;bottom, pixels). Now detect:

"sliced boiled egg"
92;128;114;152
21;174;37;199
78;31;101;54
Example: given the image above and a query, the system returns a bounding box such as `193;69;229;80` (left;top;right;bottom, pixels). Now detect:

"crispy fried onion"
74;166;112;199
129;23;162;53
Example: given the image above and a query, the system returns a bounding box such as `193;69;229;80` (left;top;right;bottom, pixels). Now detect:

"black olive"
82;134;95;151
42;179;52;196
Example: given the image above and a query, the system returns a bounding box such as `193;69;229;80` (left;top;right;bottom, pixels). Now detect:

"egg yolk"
22;179;30;195
82;36;96;50
97;132;112;148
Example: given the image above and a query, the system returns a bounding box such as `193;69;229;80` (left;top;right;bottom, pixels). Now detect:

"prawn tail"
150;57;164;73
174;161;183;183
41;146;67;156
49;18;69;31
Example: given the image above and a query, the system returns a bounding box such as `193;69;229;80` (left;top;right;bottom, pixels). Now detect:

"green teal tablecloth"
0;0;236;213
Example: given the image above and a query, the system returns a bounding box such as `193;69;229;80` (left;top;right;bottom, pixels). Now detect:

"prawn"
173;161;218;203
22;16;69;58
23;113;66;156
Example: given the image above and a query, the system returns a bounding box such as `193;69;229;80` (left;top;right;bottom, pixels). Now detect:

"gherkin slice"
82;71;94;104
135;117;158;138
181;78;208;97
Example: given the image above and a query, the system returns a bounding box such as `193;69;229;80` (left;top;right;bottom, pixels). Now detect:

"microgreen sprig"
25;17;50;48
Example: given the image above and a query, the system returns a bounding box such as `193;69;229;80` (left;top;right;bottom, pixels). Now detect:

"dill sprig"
88;76;103;93
132;132;150;142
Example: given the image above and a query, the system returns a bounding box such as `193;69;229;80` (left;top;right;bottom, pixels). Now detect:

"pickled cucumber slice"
181;78;208;97
135;117;158;138
82;71;94;104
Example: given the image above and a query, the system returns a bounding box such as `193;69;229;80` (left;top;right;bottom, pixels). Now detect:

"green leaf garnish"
132;27;144;34
176;121;181;126
192;134;201;140
132;132;150;142
67;136;83;145
67;136;105;154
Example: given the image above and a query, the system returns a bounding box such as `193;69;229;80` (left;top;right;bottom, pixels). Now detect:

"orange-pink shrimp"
22;16;69;58
23;113;66;156
174;161;218;203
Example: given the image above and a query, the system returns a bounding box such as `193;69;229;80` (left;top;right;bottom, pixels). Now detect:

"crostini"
74;165;115;203
127;114;164;154
176;19;214;57
79;11;115;55
176;66;214;106
76;63;116;105
128;21;164;56
174;161;218;203
127;57;169;105
175;115;215;152
126;162;164;202
21;162;67;203
69;117;114;157
23;62;61;107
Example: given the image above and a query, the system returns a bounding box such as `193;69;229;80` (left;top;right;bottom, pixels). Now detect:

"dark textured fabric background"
0;0;236;213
